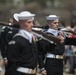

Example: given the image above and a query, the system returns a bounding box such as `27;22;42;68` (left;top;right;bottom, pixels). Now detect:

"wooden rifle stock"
32;29;61;44
0;22;13;26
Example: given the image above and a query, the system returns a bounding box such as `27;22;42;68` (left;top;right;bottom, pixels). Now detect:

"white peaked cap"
46;15;59;20
13;13;19;22
18;11;35;20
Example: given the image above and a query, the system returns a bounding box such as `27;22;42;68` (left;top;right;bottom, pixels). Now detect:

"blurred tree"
0;0;13;4
0;0;6;3
23;0;47;7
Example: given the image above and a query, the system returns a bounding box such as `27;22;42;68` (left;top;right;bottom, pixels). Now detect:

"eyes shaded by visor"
52;22;59;24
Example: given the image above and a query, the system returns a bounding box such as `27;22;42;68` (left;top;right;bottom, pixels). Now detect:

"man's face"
20;18;34;32
48;19;59;30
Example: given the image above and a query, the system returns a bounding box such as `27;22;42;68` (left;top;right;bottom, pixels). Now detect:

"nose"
31;22;34;27
56;22;59;26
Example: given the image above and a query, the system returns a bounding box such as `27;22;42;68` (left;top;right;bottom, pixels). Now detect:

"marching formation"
0;11;76;75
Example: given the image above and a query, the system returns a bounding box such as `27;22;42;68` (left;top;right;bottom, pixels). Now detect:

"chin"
29;29;32;32
55;28;58;30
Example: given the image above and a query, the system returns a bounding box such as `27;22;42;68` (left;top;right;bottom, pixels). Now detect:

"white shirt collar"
46;28;59;36
14;29;33;43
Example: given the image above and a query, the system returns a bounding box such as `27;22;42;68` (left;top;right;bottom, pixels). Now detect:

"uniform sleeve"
65;37;76;45
0;27;10;58
37;39;47;69
6;38;21;63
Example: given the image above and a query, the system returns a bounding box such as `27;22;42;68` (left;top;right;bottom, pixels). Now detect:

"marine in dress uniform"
5;11;38;75
37;15;65;75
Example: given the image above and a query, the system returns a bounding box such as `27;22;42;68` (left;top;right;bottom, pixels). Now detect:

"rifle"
0;21;61;44
0;21;74;33
0;22;13;26
32;29;61;44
